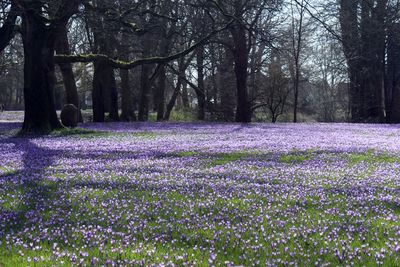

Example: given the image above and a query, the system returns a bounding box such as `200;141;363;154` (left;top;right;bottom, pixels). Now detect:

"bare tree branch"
55;20;233;69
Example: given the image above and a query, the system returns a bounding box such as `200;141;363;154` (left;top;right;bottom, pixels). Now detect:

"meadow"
0;117;400;266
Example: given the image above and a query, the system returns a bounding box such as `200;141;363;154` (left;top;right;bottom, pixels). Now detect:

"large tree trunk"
340;0;387;122
220;48;236;121
387;23;400;123
120;68;136;121
360;0;384;121
21;11;62;133
118;33;136;122
89;6;119;122
92;61;106;122
55;26;82;122
108;72;119;121
348;66;363;122
138;64;151;121
339;0;363;122
373;0;387;122
156;65;166;121
232;25;251;123
92;60;119;122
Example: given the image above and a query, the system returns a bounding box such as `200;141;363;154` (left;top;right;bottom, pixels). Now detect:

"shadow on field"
0;136;64;235
0;133;162;237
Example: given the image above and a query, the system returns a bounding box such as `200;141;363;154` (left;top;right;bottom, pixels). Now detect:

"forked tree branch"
55;21;233;69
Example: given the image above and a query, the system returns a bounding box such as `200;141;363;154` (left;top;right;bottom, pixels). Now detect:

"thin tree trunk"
291;0;304;123
181;82;190;109
196;46;206;120
55;25;82;122
293;73;299;123
164;56;192;120
164;79;182;121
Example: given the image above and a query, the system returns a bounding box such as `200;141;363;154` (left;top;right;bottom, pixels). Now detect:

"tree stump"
60;104;78;128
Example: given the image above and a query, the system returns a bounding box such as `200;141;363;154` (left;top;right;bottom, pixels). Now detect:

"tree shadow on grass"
0;133;164;239
0;136;65;237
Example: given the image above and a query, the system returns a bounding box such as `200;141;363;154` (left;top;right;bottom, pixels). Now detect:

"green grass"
210;152;253;166
169;109;196;122
172;150;261;166
147;109;196;122
174;151;198;157
50;127;111;138
279;150;313;164
1;180;400;266
348;149;400;165
49;128;158;139
1;138;400;266
0;165;15;175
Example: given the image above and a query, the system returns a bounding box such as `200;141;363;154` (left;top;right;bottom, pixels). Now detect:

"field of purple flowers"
1;114;400;266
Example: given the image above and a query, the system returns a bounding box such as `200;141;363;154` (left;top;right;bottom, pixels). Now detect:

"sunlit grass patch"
279;150;314;164
172;150;263;167
210;151;258;166
174;151;198;157
0;165;15;175
348;149;400;165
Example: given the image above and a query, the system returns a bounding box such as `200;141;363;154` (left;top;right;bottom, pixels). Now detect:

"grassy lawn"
1;122;400;266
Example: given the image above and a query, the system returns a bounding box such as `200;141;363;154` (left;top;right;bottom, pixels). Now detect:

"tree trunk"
340;0;387;122
156;65;166;121
387;22;400;123
220;48;235;121
196;46;206;120
92;60;119;122
55;25;82;122
92;61;106;122
339;0;363;122
164;78;183;121
120;68;136;121
210;43;219;115
293;77;299;123
181;82;190;109
21;11;62;133
232;26;251;123
138;64;151;121
348;66;363;122
108;72;119;121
